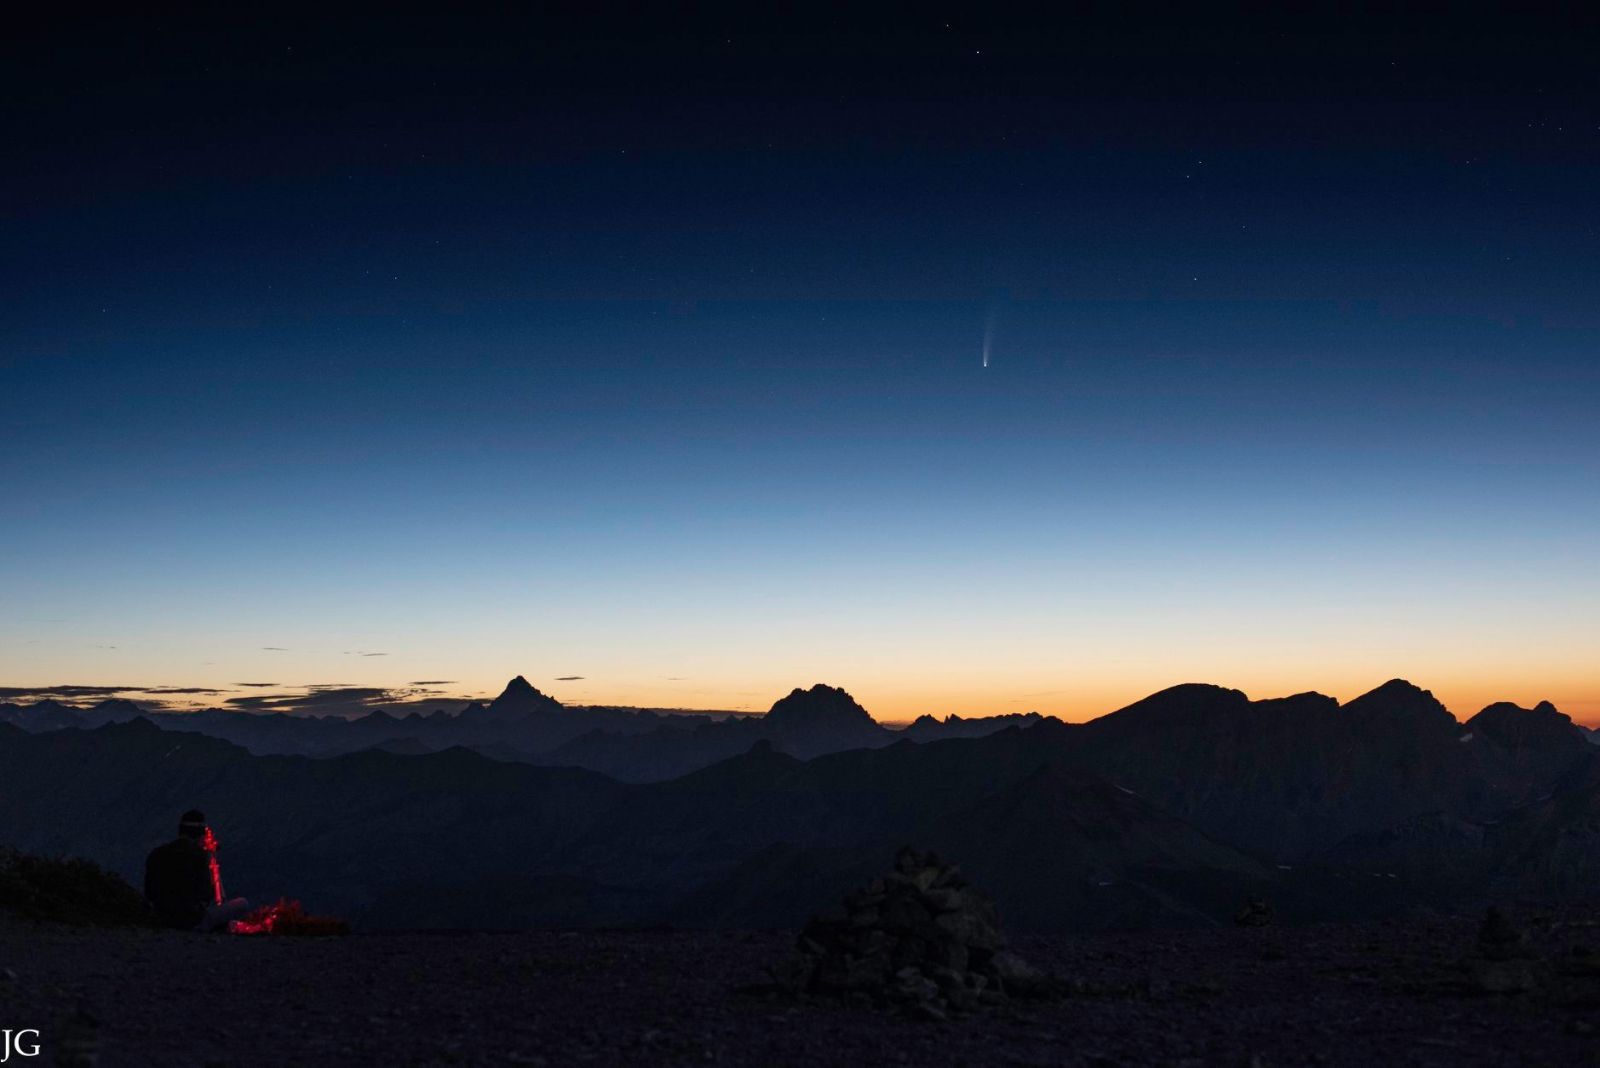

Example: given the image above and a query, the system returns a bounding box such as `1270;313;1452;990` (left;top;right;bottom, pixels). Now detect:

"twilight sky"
3;12;1597;723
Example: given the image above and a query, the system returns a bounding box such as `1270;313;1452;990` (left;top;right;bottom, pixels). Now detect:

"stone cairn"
1234;897;1274;927
1468;906;1538;993
772;847;1050;1019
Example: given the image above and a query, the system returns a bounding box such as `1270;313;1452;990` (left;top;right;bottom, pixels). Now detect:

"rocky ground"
4;907;1600;1066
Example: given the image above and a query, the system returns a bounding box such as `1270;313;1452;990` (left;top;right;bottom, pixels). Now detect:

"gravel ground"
3;909;1600;1066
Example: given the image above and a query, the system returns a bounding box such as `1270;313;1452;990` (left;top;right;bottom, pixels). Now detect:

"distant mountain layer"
3;677;1599;932
0;679;1027;781
1047;681;1595;862
0;718;1266;932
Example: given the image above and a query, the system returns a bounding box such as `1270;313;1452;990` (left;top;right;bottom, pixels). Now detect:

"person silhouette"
143;809;252;932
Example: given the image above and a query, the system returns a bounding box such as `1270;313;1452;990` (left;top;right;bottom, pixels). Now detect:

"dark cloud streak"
222;684;477;719
0;685;140;700
0;684;223;705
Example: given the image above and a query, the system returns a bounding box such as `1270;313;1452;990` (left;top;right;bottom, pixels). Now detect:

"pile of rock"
1234;898;1274;927
772;847;1050;1018
1468;906;1538;993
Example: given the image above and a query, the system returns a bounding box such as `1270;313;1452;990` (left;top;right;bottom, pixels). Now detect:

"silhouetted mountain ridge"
903;711;1046;741
477;675;564;721
0;718;1262;931
764;685;873;729
1044;679;1594;863
5;676;1600;931
1467;700;1583;751
1;677;1031;779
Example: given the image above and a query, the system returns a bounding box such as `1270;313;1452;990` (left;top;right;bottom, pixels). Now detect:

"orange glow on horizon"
95;672;1600;731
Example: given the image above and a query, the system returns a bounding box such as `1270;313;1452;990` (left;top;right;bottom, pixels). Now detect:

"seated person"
144;809;251;932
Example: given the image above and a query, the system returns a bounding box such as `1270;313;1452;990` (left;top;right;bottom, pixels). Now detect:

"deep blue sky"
3;11;1597;721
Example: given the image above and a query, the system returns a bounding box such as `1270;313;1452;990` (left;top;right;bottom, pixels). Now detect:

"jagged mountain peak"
1095;683;1250;728
1353;678;1433;700
762;684;876;731
477;675;563;720
1343;679;1453;722
498;675;540;700
1466;700;1583;752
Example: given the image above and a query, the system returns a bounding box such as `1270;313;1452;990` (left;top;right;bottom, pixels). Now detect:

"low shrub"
0;846;152;926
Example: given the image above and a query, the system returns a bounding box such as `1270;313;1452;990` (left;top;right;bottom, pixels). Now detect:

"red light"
229;900;285;935
200;827;224;906
229;899;349;937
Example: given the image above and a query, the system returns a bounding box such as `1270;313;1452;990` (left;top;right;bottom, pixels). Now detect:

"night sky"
4;11;1597;722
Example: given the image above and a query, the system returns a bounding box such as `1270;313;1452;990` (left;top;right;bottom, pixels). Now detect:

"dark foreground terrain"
5;909;1600;1067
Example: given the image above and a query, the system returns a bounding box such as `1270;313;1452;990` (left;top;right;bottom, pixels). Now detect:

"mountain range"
5;677;1600;932
0;678;1023;781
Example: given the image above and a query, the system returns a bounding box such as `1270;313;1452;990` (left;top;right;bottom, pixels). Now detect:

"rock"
894;966;938;999
774;847;1050;1016
767;956;813;989
992;949;1055;997
881;895;932;932
1561;946;1600;978
1469;957;1537;994
927;938;969;973
943;982;979;1013
922;887;967;912
1464;907;1540;993
934;910;1003;951
992;950;1042;982
56;1004;100;1068
1234;898;1274;927
1478;907;1528;961
893;846;921;874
